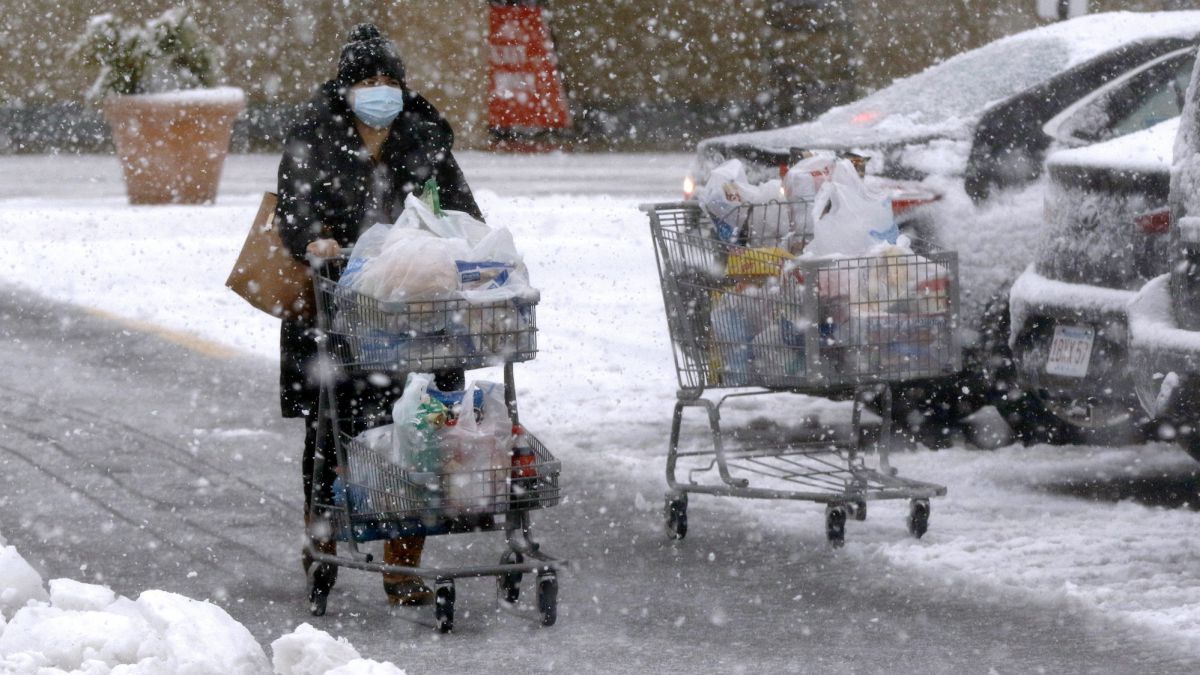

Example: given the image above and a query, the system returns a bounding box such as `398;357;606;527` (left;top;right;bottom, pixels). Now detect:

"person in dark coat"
276;22;480;607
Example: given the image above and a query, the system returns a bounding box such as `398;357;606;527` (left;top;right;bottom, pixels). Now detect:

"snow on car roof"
701;11;1200;154
1047;116;1179;172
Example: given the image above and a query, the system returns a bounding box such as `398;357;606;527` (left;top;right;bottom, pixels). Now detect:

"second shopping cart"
644;199;953;546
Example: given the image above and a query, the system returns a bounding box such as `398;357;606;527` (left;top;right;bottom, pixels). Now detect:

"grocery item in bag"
699;163;797;247
750;316;809;384
854;313;952;373
456;227;532;303
351;227;466;303
783;155;836;202
711;291;755;386
439;381;513;512
341;193;532;304
389;372;440;469
698;159;751;243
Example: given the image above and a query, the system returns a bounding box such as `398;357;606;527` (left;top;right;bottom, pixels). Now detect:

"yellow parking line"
83;308;237;359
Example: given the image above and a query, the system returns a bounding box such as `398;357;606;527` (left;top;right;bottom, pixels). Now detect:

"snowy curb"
0;540;404;674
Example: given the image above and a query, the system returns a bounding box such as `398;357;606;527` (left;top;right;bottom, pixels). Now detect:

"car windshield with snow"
1044;46;1196;148
689;11;1200;203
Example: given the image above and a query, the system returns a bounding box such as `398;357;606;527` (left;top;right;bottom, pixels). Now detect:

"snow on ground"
0;536;403;673
0;153;1199;663
925;175;1048;330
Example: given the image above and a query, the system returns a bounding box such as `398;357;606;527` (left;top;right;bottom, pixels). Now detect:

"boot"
302;512;337;576
382;536;432;606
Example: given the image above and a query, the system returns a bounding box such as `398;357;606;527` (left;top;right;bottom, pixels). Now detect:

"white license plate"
1045;325;1095;378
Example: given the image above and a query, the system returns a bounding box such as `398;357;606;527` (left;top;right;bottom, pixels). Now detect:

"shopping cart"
643;200;954;546
304;258;564;632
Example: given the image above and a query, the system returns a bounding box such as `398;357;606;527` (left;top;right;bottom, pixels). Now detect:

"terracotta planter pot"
103;87;246;205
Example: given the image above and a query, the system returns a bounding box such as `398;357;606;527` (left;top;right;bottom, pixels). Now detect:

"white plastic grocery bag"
399;192;492;243
338;222;390;291
343;193;534;305
698;159;799;247
457;227;533;303
349;228;467;303
389;372;435;466
806;159;894;257
439;381;513;512
783;155;836;202
698;159;751;243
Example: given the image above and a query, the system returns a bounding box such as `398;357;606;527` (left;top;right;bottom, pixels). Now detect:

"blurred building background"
0;0;1196;152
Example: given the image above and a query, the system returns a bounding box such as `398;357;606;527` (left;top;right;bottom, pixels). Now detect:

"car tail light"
1135;206;1171;235
891;195;940;217
851;110;880;126
683;174;696;200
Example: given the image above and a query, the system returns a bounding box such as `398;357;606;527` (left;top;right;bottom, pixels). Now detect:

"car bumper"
1008;265;1137;401
1127;274;1200;417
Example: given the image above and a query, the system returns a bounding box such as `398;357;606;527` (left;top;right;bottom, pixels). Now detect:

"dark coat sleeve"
436;150;483;221
404;93;483;222
275;131;326;265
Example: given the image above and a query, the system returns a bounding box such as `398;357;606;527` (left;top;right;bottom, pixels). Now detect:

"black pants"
302;368;466;514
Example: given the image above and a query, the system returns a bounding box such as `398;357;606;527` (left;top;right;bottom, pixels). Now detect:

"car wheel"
889;380;973;449
863;379;970;450
1177;427;1200;463
1135;372;1200;463
1029;390;1145;446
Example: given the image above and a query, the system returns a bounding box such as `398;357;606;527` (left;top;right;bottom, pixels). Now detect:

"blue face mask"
350;85;405;129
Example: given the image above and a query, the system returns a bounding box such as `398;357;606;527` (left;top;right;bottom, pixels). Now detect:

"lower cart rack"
663;388;946;546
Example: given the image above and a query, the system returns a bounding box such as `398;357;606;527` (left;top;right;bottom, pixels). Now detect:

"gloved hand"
306;238;342;261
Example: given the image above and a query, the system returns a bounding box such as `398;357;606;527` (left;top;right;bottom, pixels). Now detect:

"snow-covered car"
1007;116;1180;444
688;12;1200;205
1127;57;1200;462
1005;40;1197;443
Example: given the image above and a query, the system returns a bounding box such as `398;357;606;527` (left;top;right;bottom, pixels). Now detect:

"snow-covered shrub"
71;7;223;98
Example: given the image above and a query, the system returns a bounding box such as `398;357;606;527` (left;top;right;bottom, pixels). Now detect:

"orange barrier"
487;1;571;151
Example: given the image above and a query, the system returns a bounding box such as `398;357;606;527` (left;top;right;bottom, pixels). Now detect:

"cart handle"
639;200;699;213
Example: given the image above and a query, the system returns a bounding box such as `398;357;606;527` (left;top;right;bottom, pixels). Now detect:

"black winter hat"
336;23;406;89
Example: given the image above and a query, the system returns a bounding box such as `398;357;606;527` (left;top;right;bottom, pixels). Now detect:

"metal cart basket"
305;260;563;631
643;200;954;546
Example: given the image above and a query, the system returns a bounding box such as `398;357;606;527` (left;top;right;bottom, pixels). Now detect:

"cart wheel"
435;580;455;633
497;551;524;604
852;500;868;522
536;571;558;627
907;499;930;539
665;493;688;540
825;504;847;548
